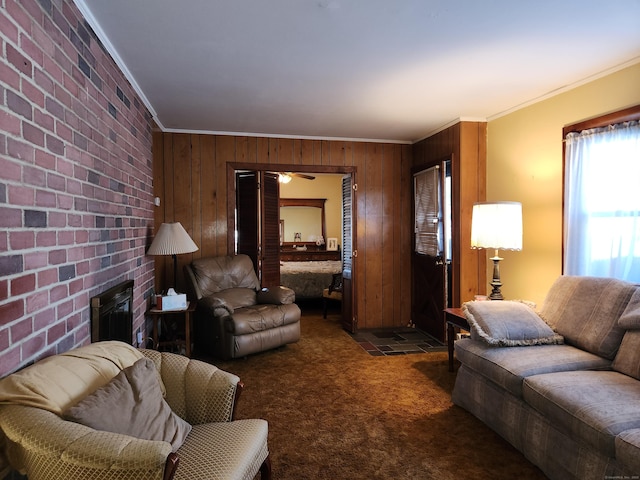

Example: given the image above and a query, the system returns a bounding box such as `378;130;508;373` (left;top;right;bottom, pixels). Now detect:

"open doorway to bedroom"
228;163;357;333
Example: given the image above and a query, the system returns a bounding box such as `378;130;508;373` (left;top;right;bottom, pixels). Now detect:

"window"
563;106;640;283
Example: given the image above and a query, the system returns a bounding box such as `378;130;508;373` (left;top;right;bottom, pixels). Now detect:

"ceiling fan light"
278;173;292;184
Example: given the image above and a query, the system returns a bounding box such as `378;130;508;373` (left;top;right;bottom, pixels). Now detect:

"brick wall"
0;0;155;377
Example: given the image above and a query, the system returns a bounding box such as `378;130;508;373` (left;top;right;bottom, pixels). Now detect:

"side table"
444;307;469;372
148;301;196;357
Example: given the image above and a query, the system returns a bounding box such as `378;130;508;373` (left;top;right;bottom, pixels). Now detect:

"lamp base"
489;252;504;301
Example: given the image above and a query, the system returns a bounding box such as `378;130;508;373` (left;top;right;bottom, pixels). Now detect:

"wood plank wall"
412;121;487;306
153;132;413;329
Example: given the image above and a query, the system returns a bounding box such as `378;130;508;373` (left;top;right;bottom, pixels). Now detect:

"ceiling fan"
278;172;316;183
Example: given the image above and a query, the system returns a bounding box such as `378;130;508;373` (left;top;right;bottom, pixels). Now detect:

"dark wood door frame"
411;156;451;341
227;162;357;330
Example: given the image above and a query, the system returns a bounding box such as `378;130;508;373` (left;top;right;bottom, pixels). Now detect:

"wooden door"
235;171;280;287
341;175;357;333
411;163;448;341
260;172;281;288
236;171;259;267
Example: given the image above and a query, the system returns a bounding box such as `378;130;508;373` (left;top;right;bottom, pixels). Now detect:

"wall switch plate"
136;331;143;345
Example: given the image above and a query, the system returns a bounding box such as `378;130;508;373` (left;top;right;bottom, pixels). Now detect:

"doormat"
350;327;446;356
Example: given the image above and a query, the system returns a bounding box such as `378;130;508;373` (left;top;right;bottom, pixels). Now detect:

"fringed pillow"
463;300;564;347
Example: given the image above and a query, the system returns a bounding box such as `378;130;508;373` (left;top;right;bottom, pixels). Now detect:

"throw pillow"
463;300;564;347
612;330;640;380
63;358;191;451
619;289;640;329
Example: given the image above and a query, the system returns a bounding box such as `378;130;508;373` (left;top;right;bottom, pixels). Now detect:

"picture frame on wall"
327;237;338;251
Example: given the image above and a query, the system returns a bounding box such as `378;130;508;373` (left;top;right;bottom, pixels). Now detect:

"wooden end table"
444;307;469;372
148;301;196;357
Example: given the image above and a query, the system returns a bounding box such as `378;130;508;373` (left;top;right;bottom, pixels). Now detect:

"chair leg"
260;455;272;480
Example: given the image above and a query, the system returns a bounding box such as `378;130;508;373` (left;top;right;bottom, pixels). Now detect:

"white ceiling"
76;0;640;144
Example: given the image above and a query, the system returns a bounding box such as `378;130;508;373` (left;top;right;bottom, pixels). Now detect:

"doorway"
411;159;452;341
228;163;358;333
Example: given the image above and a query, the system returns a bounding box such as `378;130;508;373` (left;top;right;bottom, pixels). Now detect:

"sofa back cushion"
191;255;260;298
612;330;640;380
619;288;640;329
539;276;635;359
0;341;143;414
214;288;258;310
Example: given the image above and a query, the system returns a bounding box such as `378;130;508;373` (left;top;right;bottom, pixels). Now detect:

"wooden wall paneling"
403;144;414;323
257;137;270;164
172;134;192;290
153;133;413;329
200;135;216;258
215;136;234;255
152;131;166;293
277;138;294;164
380;144;396;327
157;133;176;291
190;135;203;257
459;122;487;301
330;141;345;166
365;143;384;327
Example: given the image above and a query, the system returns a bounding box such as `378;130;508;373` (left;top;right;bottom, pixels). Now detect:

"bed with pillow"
451;275;640;480
280;260;342;299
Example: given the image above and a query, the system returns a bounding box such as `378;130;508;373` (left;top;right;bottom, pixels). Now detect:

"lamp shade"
147;222;198;256
471;202;522;251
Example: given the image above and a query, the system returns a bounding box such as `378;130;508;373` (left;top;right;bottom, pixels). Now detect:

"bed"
280;260;342;300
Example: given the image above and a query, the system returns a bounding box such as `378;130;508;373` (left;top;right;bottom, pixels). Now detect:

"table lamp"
471;202;522;300
147;222;199;289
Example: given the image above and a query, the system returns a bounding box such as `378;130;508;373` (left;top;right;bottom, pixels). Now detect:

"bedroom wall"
0;0;155;376
280;173;343;246
487;62;640;306
153;133;413;329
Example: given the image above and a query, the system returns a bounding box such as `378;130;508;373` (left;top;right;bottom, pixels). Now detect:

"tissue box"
155;293;187;311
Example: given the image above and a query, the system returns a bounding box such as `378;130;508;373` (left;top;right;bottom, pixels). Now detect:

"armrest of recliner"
257;286;295;305
0;404;172;480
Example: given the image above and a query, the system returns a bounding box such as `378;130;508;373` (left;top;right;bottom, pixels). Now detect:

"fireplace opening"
90;280;134;343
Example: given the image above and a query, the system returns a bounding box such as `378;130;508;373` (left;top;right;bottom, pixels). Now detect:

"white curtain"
564;120;640;282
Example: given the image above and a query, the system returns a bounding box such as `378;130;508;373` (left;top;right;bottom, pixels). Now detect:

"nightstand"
444;307;469;372
148;301;196;357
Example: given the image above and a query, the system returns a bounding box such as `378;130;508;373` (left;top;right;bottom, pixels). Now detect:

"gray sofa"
452;275;640;480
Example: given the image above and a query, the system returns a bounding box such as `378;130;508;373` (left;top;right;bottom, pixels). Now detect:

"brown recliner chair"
184;254;301;359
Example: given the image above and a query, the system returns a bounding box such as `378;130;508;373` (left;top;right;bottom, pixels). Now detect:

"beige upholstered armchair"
0;341;271;480
184;254;301;359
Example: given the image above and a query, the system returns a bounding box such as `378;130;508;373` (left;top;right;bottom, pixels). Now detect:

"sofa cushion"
64;358;191;451
463;301;563;347
0;341;143;414
616;429;640;474
175;419;268;480
619;288;640;329
454;338;610;397
228;303;301;335
539;275;635;359
523;370;640;457
192;255;260;297
612;330;640;380
214;288;258;310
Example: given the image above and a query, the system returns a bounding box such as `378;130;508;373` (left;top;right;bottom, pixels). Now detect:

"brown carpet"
207;307;547;480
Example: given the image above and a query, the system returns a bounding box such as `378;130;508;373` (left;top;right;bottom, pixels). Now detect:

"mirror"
280;198;326;247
